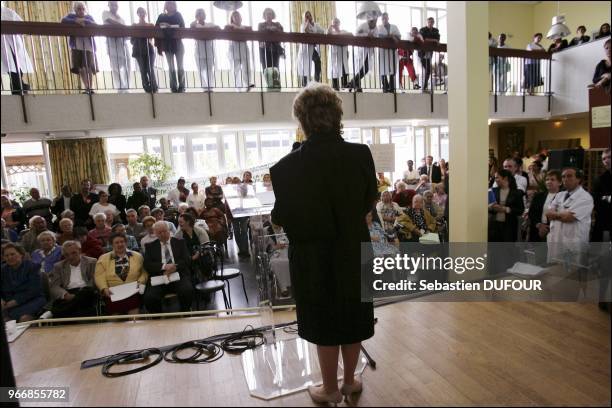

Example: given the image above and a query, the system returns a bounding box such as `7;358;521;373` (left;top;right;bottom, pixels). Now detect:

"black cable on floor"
102;348;163;378
164;340;224;364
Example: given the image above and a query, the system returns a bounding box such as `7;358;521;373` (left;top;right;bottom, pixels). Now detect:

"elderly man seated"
392;182;416;209
125;209;145;241
48;240;97;318
151;208;177;235
143;221;194;313
396;194;437;241
20;215;48;253
31;231;63;274
414;174;431;195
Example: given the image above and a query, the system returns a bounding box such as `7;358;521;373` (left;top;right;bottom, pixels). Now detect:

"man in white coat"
327;18;351;91
297;11;325;86
377;12;401;93
1;3;33;94
545;168;594;265
102;1;130;91
347;15;378;92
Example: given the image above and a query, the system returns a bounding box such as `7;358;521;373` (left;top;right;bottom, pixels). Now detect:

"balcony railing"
1;21;552;118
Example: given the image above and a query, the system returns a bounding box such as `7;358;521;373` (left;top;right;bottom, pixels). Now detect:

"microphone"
231;339;256;348
119;350;151;363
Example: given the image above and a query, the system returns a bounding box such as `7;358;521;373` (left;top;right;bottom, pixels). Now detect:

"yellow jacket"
377;177;392;193
397;209;437;239
94;251;148;290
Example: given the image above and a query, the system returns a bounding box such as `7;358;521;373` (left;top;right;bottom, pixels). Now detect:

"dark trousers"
381;74;396;92
232;217;250;255
51;286;97;318
135;49;158;93
349;56;370;90
9;50;29;95
302;49;322;86
166;47;185;93
420;57;432;90
332;64;348;90
143;276;193;313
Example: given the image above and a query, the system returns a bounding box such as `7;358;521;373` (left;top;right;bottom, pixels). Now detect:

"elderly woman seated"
422;191;443;219
174;213;210;260
200;198;228;244
392;182;416;208
1;243;47;322
105;224;139;252
396;194;437;241
95;233;147;315
414;175;431;195
88;213;112;247
139;216;158;254
48;240;98;318
376;191;402;239
31;231;63;274
56;218;75;245
366;210;399;256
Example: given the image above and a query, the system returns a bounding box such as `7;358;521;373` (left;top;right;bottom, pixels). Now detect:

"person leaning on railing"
131;7;158;93
258;8;284;90
297;10;325;87
1;4;33;94
327;17;351;91
191;8;219;91
155;1;185;93
591;38;611;91
60;1;98;93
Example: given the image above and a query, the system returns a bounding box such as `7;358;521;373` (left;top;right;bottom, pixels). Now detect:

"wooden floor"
9;302;611;406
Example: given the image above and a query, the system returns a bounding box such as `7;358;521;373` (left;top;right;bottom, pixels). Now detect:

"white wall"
1;92;550;137
551;37;608;117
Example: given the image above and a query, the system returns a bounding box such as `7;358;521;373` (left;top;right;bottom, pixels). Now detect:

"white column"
447;1;489;242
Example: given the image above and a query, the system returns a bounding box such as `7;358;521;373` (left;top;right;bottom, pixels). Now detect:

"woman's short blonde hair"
292;83;343;139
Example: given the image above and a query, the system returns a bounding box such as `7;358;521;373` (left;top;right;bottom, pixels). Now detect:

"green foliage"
127;153;172;183
11;186;31;205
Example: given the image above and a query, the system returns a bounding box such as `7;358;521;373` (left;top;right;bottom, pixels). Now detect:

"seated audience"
488;169;525;242
48;240;97;318
88;213;112;247
174;213;210;274
402;160;420;185
392;182;416;208
31;231;63;274
22;188;53;225
21;216;48;254
414;174;431;195
104;209;117;229
376;191;402;238
151;208;177;235
396;195;437;241
1;243;47;322
1;195;26;233
527;170;561;242
423;191;442;219
199;198;227;244
187;182;206;213
143;221;194;313
74;227;104;259
569;25;590;46
433;183;447;215
95;232;147;315
139;216;158;253
595;23;610;40
106;224;139;252
366;210;399;256
126;182;148;210
89;191;119;219
137;204;151;221
592;39;611;90
125;209;145;241
56;218;75;245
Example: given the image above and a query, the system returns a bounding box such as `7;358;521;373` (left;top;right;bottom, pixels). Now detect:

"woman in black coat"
270;83;377;404
108;183;127;223
488;169;525;242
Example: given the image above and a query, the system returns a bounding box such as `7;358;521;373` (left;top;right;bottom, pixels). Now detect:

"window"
343;128;361;143
192;134;220;177
222;133;240;173
171;135;187;177
245;132;260;167
415;127;425;166
2;142;50;198
144;136;162;157
440;126;449;161
391;126;413;177
379;128;390;144
362;129;374;145
260;131;292;164
429;127;439;161
106;137;145;184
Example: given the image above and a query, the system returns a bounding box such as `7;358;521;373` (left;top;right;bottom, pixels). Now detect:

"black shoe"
413;83;421;90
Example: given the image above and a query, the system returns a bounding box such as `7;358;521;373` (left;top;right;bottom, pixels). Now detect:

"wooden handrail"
1;20;549;59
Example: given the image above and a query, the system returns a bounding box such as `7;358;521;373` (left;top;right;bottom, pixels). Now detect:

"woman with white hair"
396;194;437;241
56;218;75;245
87;213;111;247
31;231;63;274
270;83;377;404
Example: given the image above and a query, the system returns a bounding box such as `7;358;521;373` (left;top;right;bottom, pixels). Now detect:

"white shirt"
102;10;125;25
548;186;593;244
140;234;158;254
66;263;87;290
167;188;186;207
515;174;528;193
89;202;119;217
541;192;558;224
187;192;206;212
403;169;420;182
160;239;175;266
63;196;71;211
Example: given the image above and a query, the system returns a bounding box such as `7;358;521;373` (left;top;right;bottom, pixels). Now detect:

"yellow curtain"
47;138;110;195
290;1;337;85
6;1;77;93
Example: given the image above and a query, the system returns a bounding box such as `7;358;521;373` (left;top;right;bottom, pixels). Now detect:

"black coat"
71;193;98;226
488;187;525;242
593;169;612;239
141;187;157;209
419;164;442;183
527;191;548;242
143;237;191;279
271;136;377;346
126;192;149;211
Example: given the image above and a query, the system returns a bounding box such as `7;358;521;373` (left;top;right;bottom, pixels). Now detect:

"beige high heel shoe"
340;377;363;397
308;385;343;406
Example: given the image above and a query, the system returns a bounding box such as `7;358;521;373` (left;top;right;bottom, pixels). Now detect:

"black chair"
193;242;230;312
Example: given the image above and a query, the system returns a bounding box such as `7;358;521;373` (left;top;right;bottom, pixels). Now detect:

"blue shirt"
31;246;63;274
60;13;97;51
1;260;45;305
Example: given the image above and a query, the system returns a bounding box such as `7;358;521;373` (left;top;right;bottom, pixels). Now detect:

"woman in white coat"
297;11;325;86
327;18;351;90
1;4;33;94
191;8;218;90
225;11;254;90
376;12;400;93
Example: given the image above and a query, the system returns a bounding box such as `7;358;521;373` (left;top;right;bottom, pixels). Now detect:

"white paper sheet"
419;233;440;244
150;272;180;286
109;281;139;302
